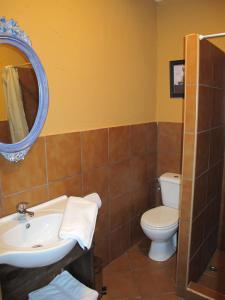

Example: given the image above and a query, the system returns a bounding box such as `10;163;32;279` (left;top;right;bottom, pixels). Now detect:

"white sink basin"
0;196;76;268
3;213;63;248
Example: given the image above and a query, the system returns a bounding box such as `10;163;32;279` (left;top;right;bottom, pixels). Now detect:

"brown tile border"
176;33;200;296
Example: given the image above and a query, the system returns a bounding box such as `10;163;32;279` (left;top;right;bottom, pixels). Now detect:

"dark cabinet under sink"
0;243;100;300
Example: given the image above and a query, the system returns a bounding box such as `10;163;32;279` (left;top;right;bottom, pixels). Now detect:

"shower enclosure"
176;33;225;299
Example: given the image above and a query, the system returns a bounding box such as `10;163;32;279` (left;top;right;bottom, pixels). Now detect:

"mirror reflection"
0;44;39;144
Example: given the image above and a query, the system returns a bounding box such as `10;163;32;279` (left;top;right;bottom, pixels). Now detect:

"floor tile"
103;253;131;274
127;240;176;274
103;270;141;299
132;268;175;298
142;294;181;300
207;250;225;273
197;249;225;295
102;239;179;300
199;272;225;295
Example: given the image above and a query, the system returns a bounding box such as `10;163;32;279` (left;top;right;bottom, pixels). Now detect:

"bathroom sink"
0;196;77;268
2;213;64;248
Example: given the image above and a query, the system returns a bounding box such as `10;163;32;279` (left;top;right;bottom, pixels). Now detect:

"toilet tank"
158;173;181;209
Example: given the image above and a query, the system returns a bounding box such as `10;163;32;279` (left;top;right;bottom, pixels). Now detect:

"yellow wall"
1;0;157;135
2;0;225;130
156;0;225;123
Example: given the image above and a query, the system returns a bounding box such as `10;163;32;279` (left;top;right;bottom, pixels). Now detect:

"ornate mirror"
0;17;48;162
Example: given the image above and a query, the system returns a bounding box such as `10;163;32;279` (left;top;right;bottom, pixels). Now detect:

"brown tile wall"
156;122;183;205
219;156;225;249
0;122;157;266
155;122;183;205
177;34;225;297
219;166;225;249
157;122;183;176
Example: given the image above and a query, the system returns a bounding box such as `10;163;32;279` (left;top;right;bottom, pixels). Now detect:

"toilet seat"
141;206;178;229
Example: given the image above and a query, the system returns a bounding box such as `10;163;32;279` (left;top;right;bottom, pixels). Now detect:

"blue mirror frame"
0;18;48;162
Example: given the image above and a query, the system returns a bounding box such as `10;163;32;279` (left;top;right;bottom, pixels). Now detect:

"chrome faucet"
16;202;34;220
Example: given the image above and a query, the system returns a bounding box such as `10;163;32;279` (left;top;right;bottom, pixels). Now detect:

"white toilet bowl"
141;206;178;261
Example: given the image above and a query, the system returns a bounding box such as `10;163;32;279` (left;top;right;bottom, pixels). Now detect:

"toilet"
140;172;181;262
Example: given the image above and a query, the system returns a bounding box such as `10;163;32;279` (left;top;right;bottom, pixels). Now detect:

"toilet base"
148;235;176;261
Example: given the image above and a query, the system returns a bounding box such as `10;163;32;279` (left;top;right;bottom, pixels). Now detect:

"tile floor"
102;239;181;300
198;250;225;295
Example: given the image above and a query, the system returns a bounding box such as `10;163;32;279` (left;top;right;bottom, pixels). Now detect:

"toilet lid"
141;206;178;228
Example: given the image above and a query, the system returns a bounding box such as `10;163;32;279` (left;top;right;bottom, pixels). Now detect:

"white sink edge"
0;240;77;268
0;238;76;254
0;235;75;253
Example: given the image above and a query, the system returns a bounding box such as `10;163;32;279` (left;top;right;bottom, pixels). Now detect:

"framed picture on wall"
169;60;185;98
